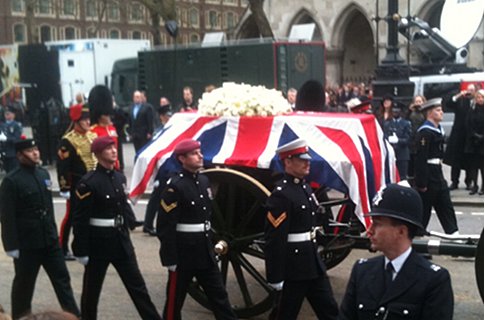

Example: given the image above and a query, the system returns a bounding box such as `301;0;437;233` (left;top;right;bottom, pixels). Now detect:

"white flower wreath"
198;82;292;116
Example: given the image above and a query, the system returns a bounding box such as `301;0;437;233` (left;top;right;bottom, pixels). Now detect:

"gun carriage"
130;111;483;318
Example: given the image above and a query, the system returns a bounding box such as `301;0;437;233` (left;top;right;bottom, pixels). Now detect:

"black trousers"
163;265;236;320
81;256;161;320
419;186;459;234
11;245;80;319
271;274;338;320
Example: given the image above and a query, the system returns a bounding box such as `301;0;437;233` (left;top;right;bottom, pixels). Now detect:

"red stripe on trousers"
166;270;178;320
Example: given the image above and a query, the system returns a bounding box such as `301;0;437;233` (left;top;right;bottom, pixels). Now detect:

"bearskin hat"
88;85;113;122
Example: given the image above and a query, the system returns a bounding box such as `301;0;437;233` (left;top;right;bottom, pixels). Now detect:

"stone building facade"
235;0;484;86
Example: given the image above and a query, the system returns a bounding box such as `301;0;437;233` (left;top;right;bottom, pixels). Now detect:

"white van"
409;72;484;135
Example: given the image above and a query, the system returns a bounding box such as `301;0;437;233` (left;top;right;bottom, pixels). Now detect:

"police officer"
0;105;23;172
414;98;459;234
71;136;161;320
0;139;80;319
264;138;338;320
57;103;98;259
157;139;236;320
383;104;411;179
339;183;454;320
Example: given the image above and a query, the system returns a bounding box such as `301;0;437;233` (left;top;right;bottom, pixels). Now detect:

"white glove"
6;249;19;259
167;265;177;272
0;132;7;142
388;133;398;144
75;256;89;266
269;281;284;291
59;191;70;199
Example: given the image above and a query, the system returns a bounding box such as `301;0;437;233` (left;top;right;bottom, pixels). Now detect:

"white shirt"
384;246;412;280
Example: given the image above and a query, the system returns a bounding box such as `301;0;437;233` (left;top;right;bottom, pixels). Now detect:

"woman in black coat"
464;89;484;195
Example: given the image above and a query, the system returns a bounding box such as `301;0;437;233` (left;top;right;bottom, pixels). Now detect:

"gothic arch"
330;3;376;83
286;8;323;41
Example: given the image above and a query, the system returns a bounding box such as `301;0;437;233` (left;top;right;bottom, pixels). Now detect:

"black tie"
385;262;394;289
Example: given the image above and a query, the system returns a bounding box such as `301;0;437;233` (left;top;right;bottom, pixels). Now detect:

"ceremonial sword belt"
176;221;211;232
89;215;124;228
287;230;318;243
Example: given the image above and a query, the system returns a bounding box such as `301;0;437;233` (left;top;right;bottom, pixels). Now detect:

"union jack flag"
129;112;397;227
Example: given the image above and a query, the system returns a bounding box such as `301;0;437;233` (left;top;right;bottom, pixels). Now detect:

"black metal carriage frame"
186;167;483;318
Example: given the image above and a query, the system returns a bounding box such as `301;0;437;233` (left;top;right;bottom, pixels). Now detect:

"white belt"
427;158;442;165
287;231;312;242
89;217;123;227
176;221;211;232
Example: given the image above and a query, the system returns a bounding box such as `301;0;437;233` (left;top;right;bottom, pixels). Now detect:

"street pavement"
0;132;483;319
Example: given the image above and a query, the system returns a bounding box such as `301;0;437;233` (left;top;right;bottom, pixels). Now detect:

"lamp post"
372;0;414;106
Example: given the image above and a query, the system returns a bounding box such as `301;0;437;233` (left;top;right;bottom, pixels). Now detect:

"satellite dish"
440;0;484;48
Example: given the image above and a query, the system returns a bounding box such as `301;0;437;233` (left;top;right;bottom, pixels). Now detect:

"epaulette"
81;170;97;182
429;264;442;272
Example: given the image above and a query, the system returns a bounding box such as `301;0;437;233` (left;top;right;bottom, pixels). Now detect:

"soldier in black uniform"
71;136;161;320
157;139;236;320
414;98;459;234
264;138;338;320
0;139;80;320
339;183;454;320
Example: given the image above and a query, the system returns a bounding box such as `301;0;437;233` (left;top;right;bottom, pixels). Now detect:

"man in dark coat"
339;183;454;320
129;90;154;153
0;139;80;319
264;138;338;320
157;139;236;320
415;98;459;234
72;136;161;320
383;105;411;179
444;84;477;190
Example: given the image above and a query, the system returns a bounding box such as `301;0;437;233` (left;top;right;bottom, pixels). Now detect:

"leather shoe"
64;252;76;261
143;227;157;236
469;186;478;195
448;183;458;190
133;220;144;228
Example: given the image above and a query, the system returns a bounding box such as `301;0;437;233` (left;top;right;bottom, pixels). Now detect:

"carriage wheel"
187;168;274;318
475;229;484;301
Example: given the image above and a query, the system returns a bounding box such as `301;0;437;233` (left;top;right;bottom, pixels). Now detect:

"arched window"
206;10;220;29
13;24;26;42
132;31;142;39
190;33;200;43
65;26;76;39
109;29;120;39
225;11;235;29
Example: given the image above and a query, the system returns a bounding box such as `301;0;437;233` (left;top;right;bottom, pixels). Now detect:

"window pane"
131;3;143;21
39;0;51;14
108;2;120;20
109;30;120;38
190;9;198;26
40;26;52;42
14;24;25;42
227;12;234;28
209;11;217;28
63;0;75;15
65;27;76;39
12;0;24;12
86;0;95;17
132;31;141;39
